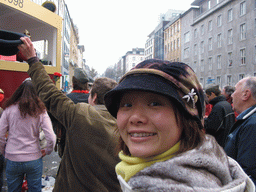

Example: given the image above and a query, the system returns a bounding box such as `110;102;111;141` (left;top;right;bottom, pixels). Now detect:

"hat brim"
0;30;26;56
104;74;185;118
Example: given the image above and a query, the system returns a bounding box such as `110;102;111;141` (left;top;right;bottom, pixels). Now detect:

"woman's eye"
120;103;132;108
150;102;161;106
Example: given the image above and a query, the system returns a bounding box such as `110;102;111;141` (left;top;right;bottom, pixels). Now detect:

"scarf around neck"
71;90;89;94
116;141;180;182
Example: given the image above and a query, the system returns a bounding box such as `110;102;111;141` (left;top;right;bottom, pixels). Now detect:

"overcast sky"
64;0;194;74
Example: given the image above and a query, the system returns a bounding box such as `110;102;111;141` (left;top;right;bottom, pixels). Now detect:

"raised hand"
17;36;37;60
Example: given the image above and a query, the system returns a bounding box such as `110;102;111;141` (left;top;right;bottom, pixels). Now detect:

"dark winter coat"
224;105;256;185
66;92;89;104
204;95;235;148
28;61;121;192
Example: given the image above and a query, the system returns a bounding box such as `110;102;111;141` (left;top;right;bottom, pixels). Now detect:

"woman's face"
117;91;182;158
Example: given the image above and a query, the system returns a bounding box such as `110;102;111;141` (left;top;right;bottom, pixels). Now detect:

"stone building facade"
180;0;256;89
164;17;182;62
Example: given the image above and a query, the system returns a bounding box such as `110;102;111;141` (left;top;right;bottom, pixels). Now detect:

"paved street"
1;150;61;192
42;151;61;178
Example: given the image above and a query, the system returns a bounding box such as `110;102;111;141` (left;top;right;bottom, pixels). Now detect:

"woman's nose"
129;106;148;125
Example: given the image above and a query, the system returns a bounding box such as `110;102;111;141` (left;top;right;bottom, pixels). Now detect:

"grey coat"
118;135;254;192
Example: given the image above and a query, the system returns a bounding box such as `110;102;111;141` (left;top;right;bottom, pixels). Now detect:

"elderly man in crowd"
224;76;256;185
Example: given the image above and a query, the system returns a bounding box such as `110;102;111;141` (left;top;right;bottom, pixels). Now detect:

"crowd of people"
0;35;255;191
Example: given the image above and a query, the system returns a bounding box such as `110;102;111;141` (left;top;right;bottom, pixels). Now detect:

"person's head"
0;88;4;103
232;76;256;114
104;59;205;158
3;78;46;118
72;68;89;91
222;85;235;99
88;77;117;106
205;85;221;102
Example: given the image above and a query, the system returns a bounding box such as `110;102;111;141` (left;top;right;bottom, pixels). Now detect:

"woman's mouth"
129;133;156;137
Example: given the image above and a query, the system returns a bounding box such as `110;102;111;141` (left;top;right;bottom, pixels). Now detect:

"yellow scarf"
116;141;180;182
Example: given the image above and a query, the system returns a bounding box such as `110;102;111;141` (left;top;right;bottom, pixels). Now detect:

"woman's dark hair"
3;80;46;118
117;96;205;156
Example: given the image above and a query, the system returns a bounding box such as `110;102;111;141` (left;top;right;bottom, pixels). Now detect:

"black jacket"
224;105;256;185
204;95;235;148
66;92;89;104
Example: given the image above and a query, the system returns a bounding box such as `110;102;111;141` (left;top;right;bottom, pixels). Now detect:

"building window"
240;48;246;64
208;37;213;51
217;33;222;48
174;40;176;50
194;28;198;38
240;1;246;16
240;23;246;40
217;55;221;69
208;0;211;9
227;75;232;85
200;78;204;87
193;61;197;72
255;19;256;36
228;29;233;44
217;15;222;27
199;5;203;14
201;41;204;53
177;22;180;32
217;76;221;85
255;45;256;63
184;32;190;43
239;74;245;80
228;52;233;67
200;59;204;72
228;9;233;22
207;77;215;85
201;24;204;35
208;20;212;31
184;47;190;58
177;38;180;48
216;0;219;4
194;44;197;55
208;57;213;70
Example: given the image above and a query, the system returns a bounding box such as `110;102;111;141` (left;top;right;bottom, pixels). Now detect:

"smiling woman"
104;59;255;191
117;91;182;159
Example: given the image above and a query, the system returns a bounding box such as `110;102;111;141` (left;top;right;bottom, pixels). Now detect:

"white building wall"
126;54;145;72
145;37;154;60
